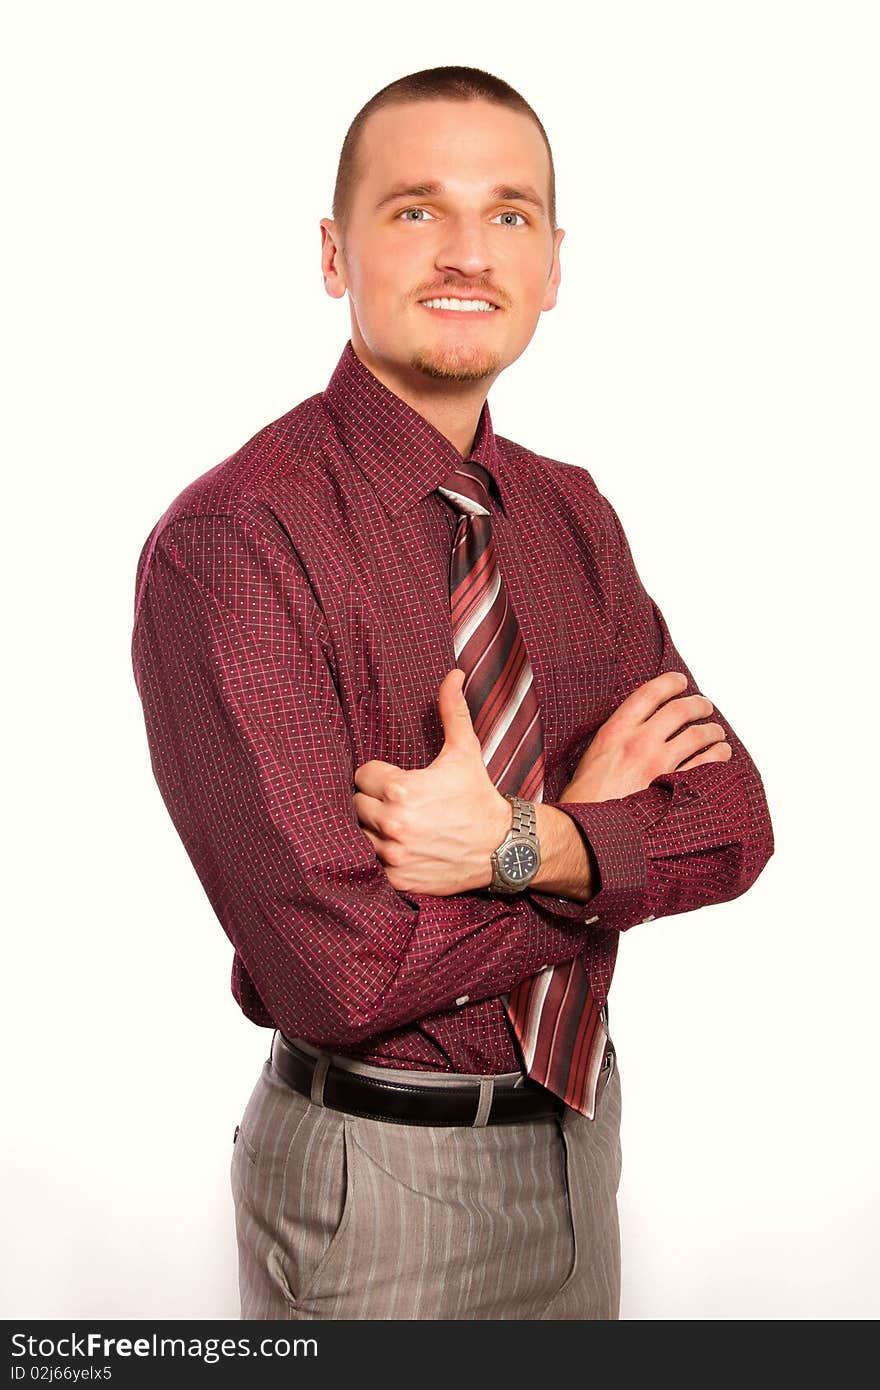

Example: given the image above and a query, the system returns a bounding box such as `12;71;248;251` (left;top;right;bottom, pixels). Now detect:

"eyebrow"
374;180;546;214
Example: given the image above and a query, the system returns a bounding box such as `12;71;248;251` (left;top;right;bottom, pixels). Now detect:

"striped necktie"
437;459;609;1119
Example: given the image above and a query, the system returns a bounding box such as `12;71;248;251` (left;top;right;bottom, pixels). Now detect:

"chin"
409;343;504;383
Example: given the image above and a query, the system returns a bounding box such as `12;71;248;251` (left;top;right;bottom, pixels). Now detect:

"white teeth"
421;298;497;312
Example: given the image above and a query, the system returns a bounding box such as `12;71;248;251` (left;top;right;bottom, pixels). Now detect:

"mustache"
417;286;505;306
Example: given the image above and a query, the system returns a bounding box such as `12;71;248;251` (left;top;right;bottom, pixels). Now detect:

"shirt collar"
321;339;510;517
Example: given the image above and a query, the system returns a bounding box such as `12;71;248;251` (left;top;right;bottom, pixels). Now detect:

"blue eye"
397;207;527;226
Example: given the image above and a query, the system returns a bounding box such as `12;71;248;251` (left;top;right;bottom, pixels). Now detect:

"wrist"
490;789;514;845
481;790;514;888
484;796;595;902
530;803;595;902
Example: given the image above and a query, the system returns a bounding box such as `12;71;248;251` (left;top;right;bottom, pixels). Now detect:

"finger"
670;728;728;772
615;670;689;724
358;824;382;853
676;741;732;772
437;668;481;754
650;692;715;739
353;759;404;797
669;724;729;765
352;790;386;832
359;825;396;863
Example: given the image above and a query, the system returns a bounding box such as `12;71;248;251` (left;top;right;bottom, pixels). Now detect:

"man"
131;66;773;1321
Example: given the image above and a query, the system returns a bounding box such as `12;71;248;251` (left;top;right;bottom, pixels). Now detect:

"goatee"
410;347;502;384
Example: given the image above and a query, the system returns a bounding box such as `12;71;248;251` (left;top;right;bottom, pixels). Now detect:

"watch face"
500;842;539;882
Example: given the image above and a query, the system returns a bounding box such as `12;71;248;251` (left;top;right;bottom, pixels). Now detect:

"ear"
541;227;565;312
320;218;348;301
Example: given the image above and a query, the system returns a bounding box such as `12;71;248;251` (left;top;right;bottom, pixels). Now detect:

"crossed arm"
131;499;774;1048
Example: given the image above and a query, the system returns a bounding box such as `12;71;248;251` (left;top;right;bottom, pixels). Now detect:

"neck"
350;337;496;460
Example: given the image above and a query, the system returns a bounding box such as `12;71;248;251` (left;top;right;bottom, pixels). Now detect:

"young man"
131;66;773;1320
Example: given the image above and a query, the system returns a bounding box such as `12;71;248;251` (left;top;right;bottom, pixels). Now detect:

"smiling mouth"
418;296;500;314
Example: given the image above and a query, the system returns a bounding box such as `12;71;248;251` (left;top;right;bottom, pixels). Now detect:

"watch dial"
501;844;538;880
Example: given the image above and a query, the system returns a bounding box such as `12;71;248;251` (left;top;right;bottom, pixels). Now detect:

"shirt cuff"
527;798;647;923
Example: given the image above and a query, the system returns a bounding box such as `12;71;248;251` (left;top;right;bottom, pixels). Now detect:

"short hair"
331;65;557;239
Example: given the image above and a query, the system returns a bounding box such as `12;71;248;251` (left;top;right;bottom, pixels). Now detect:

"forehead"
356;99;550;196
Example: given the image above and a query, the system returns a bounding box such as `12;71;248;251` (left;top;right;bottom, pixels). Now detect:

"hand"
352;668;511;894
560;671;732;803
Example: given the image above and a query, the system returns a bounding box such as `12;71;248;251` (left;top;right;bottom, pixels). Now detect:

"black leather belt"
270;1030;614;1127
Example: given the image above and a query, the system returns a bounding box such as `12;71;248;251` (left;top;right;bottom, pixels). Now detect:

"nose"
434;214;494;281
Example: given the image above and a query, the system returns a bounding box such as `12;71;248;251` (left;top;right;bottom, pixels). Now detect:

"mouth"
418;296;501;318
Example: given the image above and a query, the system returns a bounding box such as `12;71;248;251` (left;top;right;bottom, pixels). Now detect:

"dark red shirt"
131;339;774;1073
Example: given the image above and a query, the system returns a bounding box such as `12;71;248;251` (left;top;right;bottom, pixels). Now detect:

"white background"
3;0;877;1320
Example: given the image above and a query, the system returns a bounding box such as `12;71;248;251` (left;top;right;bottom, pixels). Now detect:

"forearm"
530;803;597;903
527;673;774;930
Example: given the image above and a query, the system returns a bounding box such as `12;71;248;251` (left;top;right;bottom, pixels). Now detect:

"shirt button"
455;994;469;1006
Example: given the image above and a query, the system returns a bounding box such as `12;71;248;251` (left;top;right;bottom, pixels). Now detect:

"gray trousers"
231;1038;622;1320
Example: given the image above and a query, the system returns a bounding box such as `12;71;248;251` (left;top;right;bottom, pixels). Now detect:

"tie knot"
436;460;494;517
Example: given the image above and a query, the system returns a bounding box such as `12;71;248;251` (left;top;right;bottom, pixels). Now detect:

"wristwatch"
489;794;542;893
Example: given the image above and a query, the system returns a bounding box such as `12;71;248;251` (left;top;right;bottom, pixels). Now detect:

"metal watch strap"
490;794;539;892
504;793;536;843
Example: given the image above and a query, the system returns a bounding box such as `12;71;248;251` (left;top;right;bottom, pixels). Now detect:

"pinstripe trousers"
230;1035;623;1320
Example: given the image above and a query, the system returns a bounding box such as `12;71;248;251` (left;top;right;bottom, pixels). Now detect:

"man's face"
321;99;564;387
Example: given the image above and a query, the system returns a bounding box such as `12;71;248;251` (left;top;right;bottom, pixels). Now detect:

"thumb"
438;667;480;752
